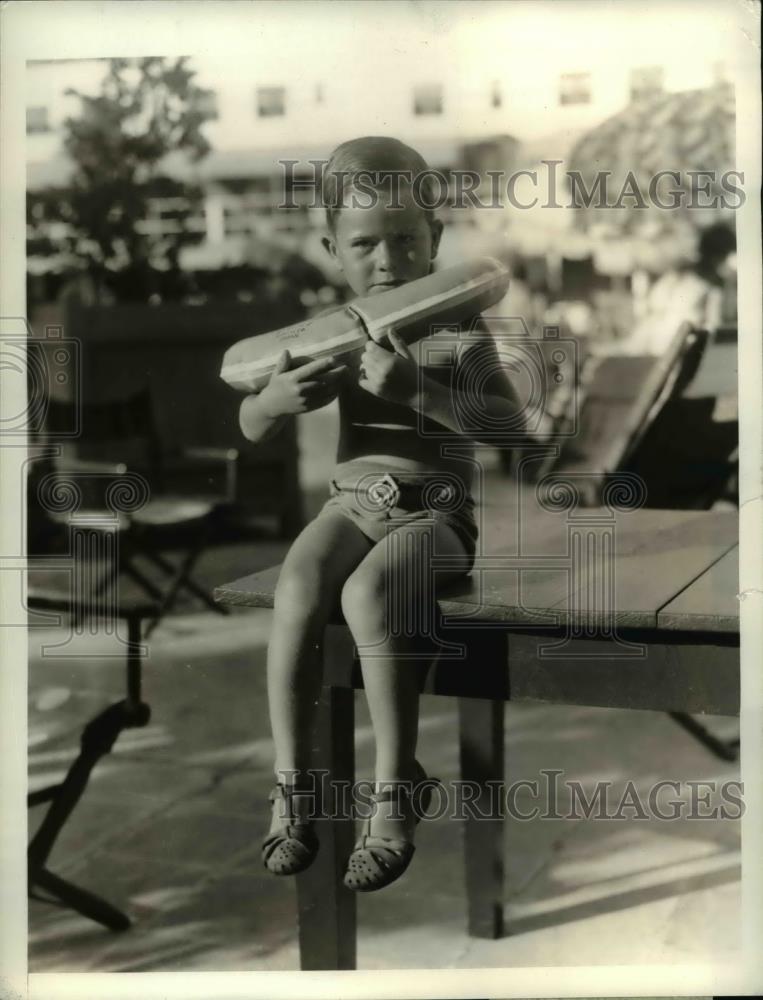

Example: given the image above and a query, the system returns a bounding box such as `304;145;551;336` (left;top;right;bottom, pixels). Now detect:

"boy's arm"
238;391;292;443
238;350;348;444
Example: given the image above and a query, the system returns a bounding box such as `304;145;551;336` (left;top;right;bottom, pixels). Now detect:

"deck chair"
38;386;240;636
618;326;738;509
545;323;739;760
545;323;702;495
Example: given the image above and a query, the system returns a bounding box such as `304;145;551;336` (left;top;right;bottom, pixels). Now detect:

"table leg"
296;668;356;970
458;697;505;939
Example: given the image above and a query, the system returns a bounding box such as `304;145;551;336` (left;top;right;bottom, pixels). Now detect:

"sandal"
343;760;442;893
261;783;319;876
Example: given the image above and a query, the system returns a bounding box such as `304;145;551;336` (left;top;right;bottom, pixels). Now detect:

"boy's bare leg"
341;519;469;842
267;510;371;790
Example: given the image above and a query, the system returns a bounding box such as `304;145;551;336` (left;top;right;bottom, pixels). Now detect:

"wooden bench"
215;501;739;970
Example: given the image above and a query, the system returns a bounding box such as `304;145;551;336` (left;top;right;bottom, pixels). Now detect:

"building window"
257;86;286;118
26;106;50;134
413;84;443;116
195;89;219;121
559;72;591;106
491;81;502;109
629;66;664;103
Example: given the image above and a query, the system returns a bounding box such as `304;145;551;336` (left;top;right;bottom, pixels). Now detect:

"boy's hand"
358;329;420;406
260;350;348;416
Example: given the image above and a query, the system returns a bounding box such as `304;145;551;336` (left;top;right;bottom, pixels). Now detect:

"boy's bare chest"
340;344;454;427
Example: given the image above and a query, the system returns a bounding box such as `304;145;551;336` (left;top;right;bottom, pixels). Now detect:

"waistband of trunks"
330;473;474;511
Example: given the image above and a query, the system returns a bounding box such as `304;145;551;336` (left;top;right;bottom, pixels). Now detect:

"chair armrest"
180;446;240;503
54;457;129;475
36;459;144;519
182;446;239;463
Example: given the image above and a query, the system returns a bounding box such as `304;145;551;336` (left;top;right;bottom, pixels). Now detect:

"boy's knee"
340;570;386;631
274;569;327;623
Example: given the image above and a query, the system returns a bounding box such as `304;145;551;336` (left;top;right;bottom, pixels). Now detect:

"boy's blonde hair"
322;136;439;231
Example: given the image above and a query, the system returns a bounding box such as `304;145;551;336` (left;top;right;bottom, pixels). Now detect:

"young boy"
239;136;525;892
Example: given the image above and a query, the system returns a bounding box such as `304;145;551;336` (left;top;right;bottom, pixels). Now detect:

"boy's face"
323;184;443;297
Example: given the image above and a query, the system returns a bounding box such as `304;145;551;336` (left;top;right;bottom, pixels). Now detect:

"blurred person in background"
617;221;736;356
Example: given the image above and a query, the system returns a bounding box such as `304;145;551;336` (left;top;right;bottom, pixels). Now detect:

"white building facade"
25;2;735;271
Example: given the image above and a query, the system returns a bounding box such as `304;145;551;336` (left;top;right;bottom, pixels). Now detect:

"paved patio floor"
27;529;742;973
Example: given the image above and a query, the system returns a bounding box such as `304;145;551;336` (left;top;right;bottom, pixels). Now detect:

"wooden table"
215;504;739;970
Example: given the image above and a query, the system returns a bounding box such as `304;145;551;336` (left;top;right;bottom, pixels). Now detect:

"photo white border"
1;2;761;998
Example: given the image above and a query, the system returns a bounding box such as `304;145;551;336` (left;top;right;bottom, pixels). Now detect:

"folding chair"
40;386;239;636
27;580;157;931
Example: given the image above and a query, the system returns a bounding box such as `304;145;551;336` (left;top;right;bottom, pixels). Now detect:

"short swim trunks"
317;472;478;572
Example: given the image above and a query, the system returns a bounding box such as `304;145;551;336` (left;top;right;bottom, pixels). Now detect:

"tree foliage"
29;57;215;300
